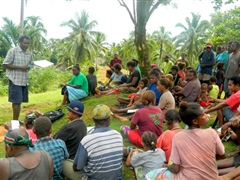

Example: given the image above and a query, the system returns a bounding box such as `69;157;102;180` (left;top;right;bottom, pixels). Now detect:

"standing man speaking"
2;35;34;120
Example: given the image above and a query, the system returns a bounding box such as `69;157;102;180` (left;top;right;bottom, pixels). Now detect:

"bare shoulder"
0;158;10;179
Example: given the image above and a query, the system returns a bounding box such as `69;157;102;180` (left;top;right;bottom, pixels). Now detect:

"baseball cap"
205;42;213;48
93;104;112;120
68;100;84;116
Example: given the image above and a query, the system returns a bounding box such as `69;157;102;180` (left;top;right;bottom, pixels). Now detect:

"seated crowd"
1;41;240;180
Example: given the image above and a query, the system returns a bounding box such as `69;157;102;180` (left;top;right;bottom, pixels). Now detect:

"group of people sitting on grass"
1;41;240;179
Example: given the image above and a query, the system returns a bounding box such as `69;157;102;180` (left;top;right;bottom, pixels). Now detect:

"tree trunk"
20;0;24;36
158;42;163;66
135;1;151;77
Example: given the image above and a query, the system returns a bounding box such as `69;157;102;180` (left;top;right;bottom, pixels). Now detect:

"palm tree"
174;13;210;66
24;16;47;52
152;26;173;65
61;10;99;64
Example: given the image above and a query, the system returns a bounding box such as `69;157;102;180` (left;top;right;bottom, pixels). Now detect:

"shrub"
29;67;72;93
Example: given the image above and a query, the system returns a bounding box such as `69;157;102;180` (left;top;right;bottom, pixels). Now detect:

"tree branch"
133;0;136;24
147;0;170;22
118;0;136;25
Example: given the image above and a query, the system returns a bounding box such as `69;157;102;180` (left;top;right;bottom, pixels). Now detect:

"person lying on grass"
120;90;164;148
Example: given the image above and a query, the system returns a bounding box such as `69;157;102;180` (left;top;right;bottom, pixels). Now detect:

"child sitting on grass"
95;69;113;92
116;78;148;107
197;83;211;107
126;131;166;179
209;76;219;99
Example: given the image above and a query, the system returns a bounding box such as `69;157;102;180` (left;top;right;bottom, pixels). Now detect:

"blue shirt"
30;136;69;180
201;50;215;75
74;127;123;180
147;83;162;106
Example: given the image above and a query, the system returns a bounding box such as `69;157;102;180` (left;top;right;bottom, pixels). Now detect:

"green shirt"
135;66;142;79
68;72;89;94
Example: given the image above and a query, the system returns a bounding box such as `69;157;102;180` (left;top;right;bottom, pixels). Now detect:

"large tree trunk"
135;1;151;77
20;0;24;36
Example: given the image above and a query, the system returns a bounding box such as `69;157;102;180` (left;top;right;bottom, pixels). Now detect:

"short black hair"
113;63;122;71
188;69;197;77
149;69;160;77
19;35;30;42
217;62;224;70
93;118;109;126
88;66;95;74
171;65;179;72
126;61;136;68
34;117;52;137
139;77;148;87
73;64;80;71
132;59;139;65
165;110;181;124
209;76;217;83
141;131;157;151
106;69;113;76
230;76;240;86
232;41;240;49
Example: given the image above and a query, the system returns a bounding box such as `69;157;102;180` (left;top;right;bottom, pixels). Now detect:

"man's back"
74;127;123;180
9;150;52;180
30;136;69;180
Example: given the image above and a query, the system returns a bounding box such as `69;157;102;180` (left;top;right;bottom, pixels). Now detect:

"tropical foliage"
210;6;240;47
174;13;210;66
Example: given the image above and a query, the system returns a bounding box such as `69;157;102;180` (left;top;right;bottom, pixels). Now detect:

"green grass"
0;89;237;179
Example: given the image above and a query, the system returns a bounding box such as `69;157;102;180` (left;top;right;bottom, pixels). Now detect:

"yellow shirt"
209;84;219;98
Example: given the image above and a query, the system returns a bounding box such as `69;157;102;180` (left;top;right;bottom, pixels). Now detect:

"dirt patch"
0;126;7;143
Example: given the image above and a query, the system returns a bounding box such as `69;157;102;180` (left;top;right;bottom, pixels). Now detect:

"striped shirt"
74;127;123;180
30;136;69;180
3;45;34;86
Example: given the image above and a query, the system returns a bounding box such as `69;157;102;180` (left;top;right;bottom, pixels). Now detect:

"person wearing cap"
54;100;87;180
30;116;69;180
109;52;122;71
73;104;123;180
0;128;53;179
197;42;216;84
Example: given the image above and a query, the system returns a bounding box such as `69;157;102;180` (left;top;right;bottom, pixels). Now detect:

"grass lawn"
0;89;238;179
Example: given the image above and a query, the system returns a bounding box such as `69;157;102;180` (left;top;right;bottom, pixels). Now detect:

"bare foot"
112;114;129;122
95;88;101;96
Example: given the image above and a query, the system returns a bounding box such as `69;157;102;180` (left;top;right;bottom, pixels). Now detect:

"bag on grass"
44;108;64;123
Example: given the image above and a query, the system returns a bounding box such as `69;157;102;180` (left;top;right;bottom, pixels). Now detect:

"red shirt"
131;106;164;137
225;90;240;112
110;58;122;67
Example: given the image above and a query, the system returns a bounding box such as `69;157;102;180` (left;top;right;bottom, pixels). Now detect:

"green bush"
0;81;8;96
29;67;72;93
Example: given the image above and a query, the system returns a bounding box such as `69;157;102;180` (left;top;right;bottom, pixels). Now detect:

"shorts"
8;80;28;104
62;159;87;180
128;93;140;99
223;107;234;121
197;73;211;81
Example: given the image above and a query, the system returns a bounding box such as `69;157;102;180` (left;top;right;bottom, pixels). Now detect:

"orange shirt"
156;128;182;162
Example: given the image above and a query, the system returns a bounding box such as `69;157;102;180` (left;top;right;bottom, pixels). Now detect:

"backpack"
44;108;65;123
